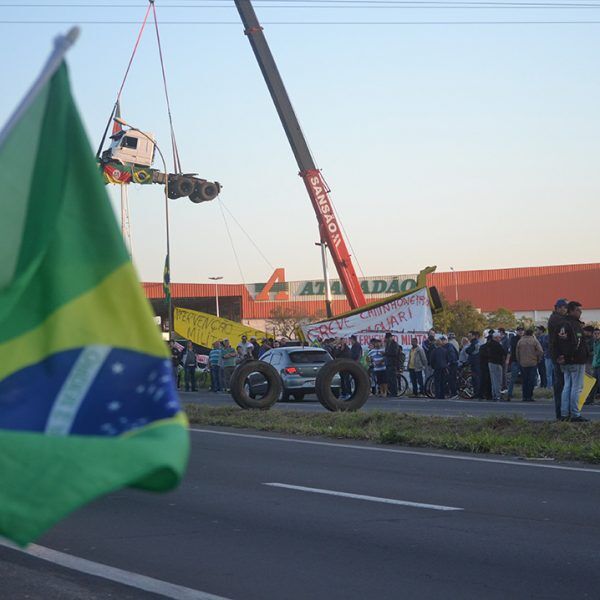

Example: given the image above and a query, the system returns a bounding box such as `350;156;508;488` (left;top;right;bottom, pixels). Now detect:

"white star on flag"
107;401;121;412
111;362;124;374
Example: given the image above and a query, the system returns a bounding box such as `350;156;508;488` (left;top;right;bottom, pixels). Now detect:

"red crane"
234;0;367;314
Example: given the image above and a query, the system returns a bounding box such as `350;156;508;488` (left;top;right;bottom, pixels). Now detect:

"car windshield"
288;351;330;364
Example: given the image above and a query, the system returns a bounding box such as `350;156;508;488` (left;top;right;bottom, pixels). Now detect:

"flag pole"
0;27;80;148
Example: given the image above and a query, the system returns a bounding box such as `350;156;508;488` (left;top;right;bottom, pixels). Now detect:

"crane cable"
95;1;152;158
218;198;247;285
150;0;183;174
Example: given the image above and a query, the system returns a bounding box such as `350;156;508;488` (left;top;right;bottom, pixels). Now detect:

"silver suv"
248;346;340;401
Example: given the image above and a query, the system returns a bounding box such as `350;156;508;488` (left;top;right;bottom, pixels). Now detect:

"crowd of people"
458;299;599;421
170;335;296;393
169;298;599;421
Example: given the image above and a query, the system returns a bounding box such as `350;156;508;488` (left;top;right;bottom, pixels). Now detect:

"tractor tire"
190;180;220;203
315;359;370;412
230;360;281;410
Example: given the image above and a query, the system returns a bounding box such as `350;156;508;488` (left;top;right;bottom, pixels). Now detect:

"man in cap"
552;301;589;421
548;299;568;420
506;326;525;401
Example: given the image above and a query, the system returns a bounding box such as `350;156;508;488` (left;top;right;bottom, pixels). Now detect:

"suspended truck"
98;123;221;203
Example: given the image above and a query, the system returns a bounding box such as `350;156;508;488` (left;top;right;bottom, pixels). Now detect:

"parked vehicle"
247;347;340;401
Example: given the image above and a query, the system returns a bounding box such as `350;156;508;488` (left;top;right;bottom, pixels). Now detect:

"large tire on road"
230;360;281;410
315;358;370;412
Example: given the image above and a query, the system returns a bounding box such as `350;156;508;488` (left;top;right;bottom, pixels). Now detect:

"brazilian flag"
0;36;188;545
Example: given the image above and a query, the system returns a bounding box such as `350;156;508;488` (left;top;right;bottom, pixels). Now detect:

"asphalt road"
180;389;600;421
3;427;599;599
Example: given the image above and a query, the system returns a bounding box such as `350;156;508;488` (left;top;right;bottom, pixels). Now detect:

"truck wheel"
315;359;370;412
230;361;281;410
190;181;220;203
174;177;195;198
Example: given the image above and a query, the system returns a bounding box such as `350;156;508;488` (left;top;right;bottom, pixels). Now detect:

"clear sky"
1;1;598;286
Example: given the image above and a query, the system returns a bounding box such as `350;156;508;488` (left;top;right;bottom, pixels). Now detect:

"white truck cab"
106;129;156;167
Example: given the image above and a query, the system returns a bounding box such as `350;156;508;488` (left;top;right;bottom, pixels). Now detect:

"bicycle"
425;364;474;399
397;372;409;396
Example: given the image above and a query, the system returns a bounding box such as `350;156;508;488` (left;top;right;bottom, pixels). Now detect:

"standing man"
448;333;460;354
506;326;525;402
442;336;459;399
407;337;427;397
169;340;182;390
548;298;569;420
516;329;544;402
498;328;511;392
334;338;352;399
250;337;260;360
537;325;553;389
237;335;254;363
487;333;507;402
552;301;589;422
384;332;400;398
479;332;493;401
182;341;198;393
465;331;482;399
429;339;448;399
534;326;548;388
208;341;222;392
350;335;363;363
221;339;237;392
367;339;387;397
422;330;436;380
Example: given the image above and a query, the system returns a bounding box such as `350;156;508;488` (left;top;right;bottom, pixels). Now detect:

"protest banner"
578;373;597;411
300;287;433;344
174;307;265;349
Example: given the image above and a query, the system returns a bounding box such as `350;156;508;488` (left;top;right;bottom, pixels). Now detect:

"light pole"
209;276;223;317
450;266;459;302
315;240;333;318
115;118;173;339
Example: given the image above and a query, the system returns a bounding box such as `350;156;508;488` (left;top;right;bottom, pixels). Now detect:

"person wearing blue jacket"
429;339;449;399
465;331;482;398
442;336;459;398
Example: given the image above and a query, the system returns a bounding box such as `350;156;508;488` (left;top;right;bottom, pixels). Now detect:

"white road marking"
264;483;463;512
0;539;231;600
190;428;600;474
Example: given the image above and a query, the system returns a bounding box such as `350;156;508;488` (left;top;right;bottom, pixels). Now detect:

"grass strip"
184;405;600;464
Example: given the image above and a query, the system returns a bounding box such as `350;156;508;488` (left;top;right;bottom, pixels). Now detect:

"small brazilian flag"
0;33;188;546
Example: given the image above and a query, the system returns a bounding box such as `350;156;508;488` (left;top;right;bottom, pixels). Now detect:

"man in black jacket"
487;333;507;402
548;298;568;420
350;335;363;362
384;332;400;397
552;301;589;422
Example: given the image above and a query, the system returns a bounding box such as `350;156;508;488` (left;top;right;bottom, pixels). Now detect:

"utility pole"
315;241;333;318
209;276;223;318
450;267;459;302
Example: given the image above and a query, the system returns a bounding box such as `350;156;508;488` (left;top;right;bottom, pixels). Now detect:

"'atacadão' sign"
298;277;417;297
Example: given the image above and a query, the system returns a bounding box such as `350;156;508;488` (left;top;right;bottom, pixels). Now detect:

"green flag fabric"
0;57;189;545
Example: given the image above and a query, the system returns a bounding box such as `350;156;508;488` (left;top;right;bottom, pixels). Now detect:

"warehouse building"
143;262;600;332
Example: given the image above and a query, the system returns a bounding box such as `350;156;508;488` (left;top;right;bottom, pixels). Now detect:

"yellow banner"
174;307;266;349
578;373;597;411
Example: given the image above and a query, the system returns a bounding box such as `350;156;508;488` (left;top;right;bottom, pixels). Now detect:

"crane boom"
234;0;367;311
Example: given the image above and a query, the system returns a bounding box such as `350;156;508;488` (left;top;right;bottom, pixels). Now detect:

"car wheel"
230;361;281;409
